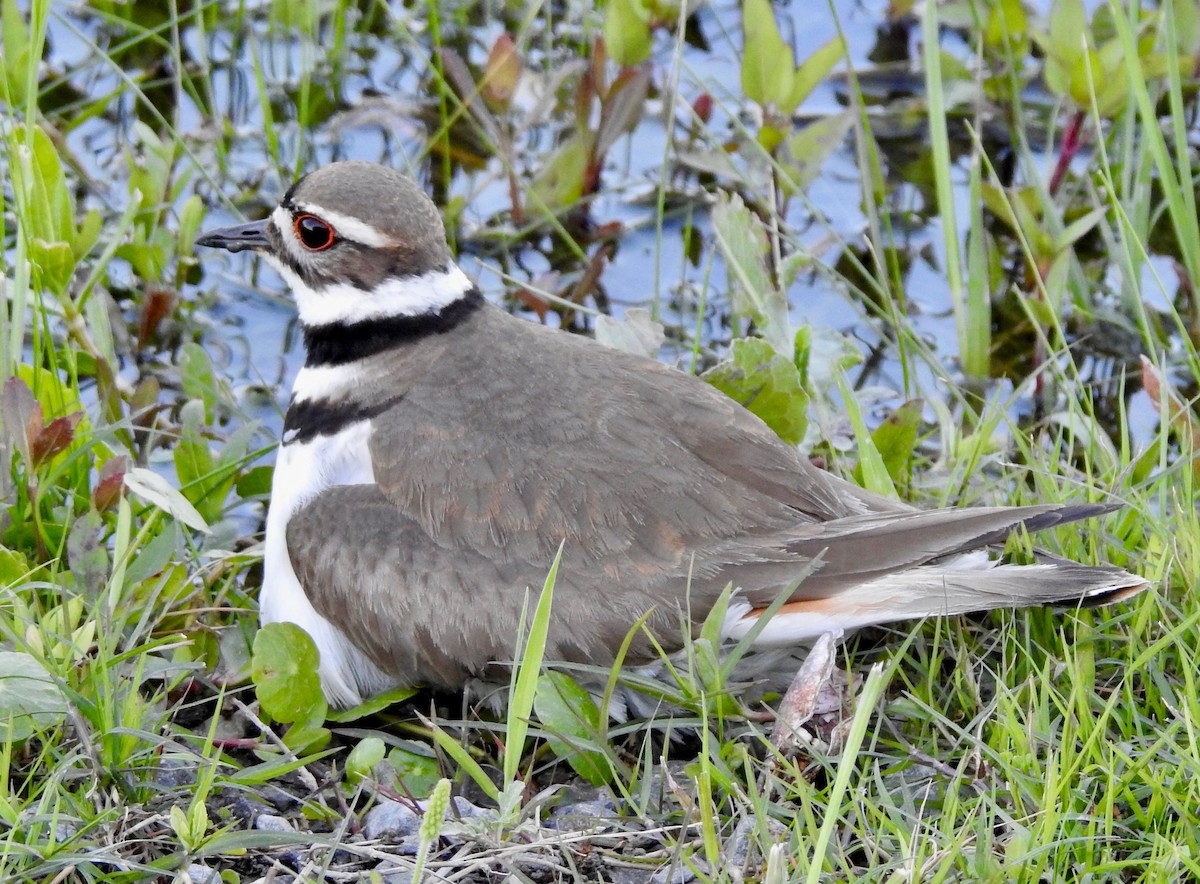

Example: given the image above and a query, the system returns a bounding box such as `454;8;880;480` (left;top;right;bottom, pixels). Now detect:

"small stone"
261;784;303;811
220;791;271;825
180;864;219;884
17;810;79;845
254;813;294;833
445;795;491;821
546;800;619;831
377;863;416;884
155;759;198;789
724;815;788;871
650;865;697;884
363;799;421;841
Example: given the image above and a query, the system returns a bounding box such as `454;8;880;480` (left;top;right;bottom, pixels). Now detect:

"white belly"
261;419;398;707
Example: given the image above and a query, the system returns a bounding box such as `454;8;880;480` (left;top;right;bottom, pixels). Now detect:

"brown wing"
364;306;907;557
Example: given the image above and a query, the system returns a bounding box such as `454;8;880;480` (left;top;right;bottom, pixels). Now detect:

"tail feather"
725;559;1148;646
761;503;1119;600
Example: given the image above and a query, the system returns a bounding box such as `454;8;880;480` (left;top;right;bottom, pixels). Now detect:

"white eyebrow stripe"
292;202;392;247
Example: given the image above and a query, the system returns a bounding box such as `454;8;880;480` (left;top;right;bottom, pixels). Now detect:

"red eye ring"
294;214;336;251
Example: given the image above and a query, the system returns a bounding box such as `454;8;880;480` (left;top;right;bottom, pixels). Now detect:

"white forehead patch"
271;205;307;263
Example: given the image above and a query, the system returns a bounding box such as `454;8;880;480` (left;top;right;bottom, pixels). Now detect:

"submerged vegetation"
0;0;1197;879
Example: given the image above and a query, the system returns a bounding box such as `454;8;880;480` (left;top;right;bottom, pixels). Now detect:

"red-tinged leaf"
482;33;521;112
590;36;608;95
592;220;624;240
2;377;41;465
31;412;82;467
93;456;129;512
514;288;551;322
1142;356;1200;453
437;47;503;148
596;64;651;160
137;285;179;348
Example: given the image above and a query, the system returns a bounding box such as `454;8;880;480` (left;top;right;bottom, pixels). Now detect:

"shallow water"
31;0;1179;452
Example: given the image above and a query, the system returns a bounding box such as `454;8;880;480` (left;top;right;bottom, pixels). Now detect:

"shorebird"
196;161;1146;708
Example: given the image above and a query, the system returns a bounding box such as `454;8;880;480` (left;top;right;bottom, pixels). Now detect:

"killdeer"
196;161;1147;708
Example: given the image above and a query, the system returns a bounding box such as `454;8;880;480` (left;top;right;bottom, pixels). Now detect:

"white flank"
261;420;397;707
263;253;475;327
292;201;392;247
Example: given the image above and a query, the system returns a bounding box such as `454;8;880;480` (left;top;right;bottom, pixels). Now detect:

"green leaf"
1;0;31;106
173;400;218;515
711;193;791;356
235;465;274;499
180;343;221;422
858;398;923;485
838;374;895;499
779;111;854;195
527;132;593;216
345;736;386;784
29;239;73;296
423;715;500;802
168;805;192;847
281;720;331;753
251;622;326;724
505;545;562;785
533;672;610;784
1089;40;1129;116
1049;0;1087;63
1055;206;1107;251
694;584;741;716
0;651;70;742
66;510;109;597
702;338;809;445
984;0;1029;56
0;548;32;587
604;0;652;67
176;414;253;524
123;523;182;586
386;742;442;795
741;0;794;108
75;208;103;260
1040;0;1088;100
20;125;74;244
177;196;206;257
786;36;845;112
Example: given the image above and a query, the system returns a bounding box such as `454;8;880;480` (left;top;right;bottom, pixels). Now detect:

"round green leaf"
251;622;325;723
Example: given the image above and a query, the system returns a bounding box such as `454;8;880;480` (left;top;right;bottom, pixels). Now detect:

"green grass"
0;0;1195;880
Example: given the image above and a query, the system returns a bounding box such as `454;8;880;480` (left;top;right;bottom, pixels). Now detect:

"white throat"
264;255;475;327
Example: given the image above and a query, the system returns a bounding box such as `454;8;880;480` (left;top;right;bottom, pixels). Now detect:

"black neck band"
302;287;485;368
283;394;402;444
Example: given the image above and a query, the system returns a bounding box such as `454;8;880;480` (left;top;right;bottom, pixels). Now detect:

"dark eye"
294;214;335;251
